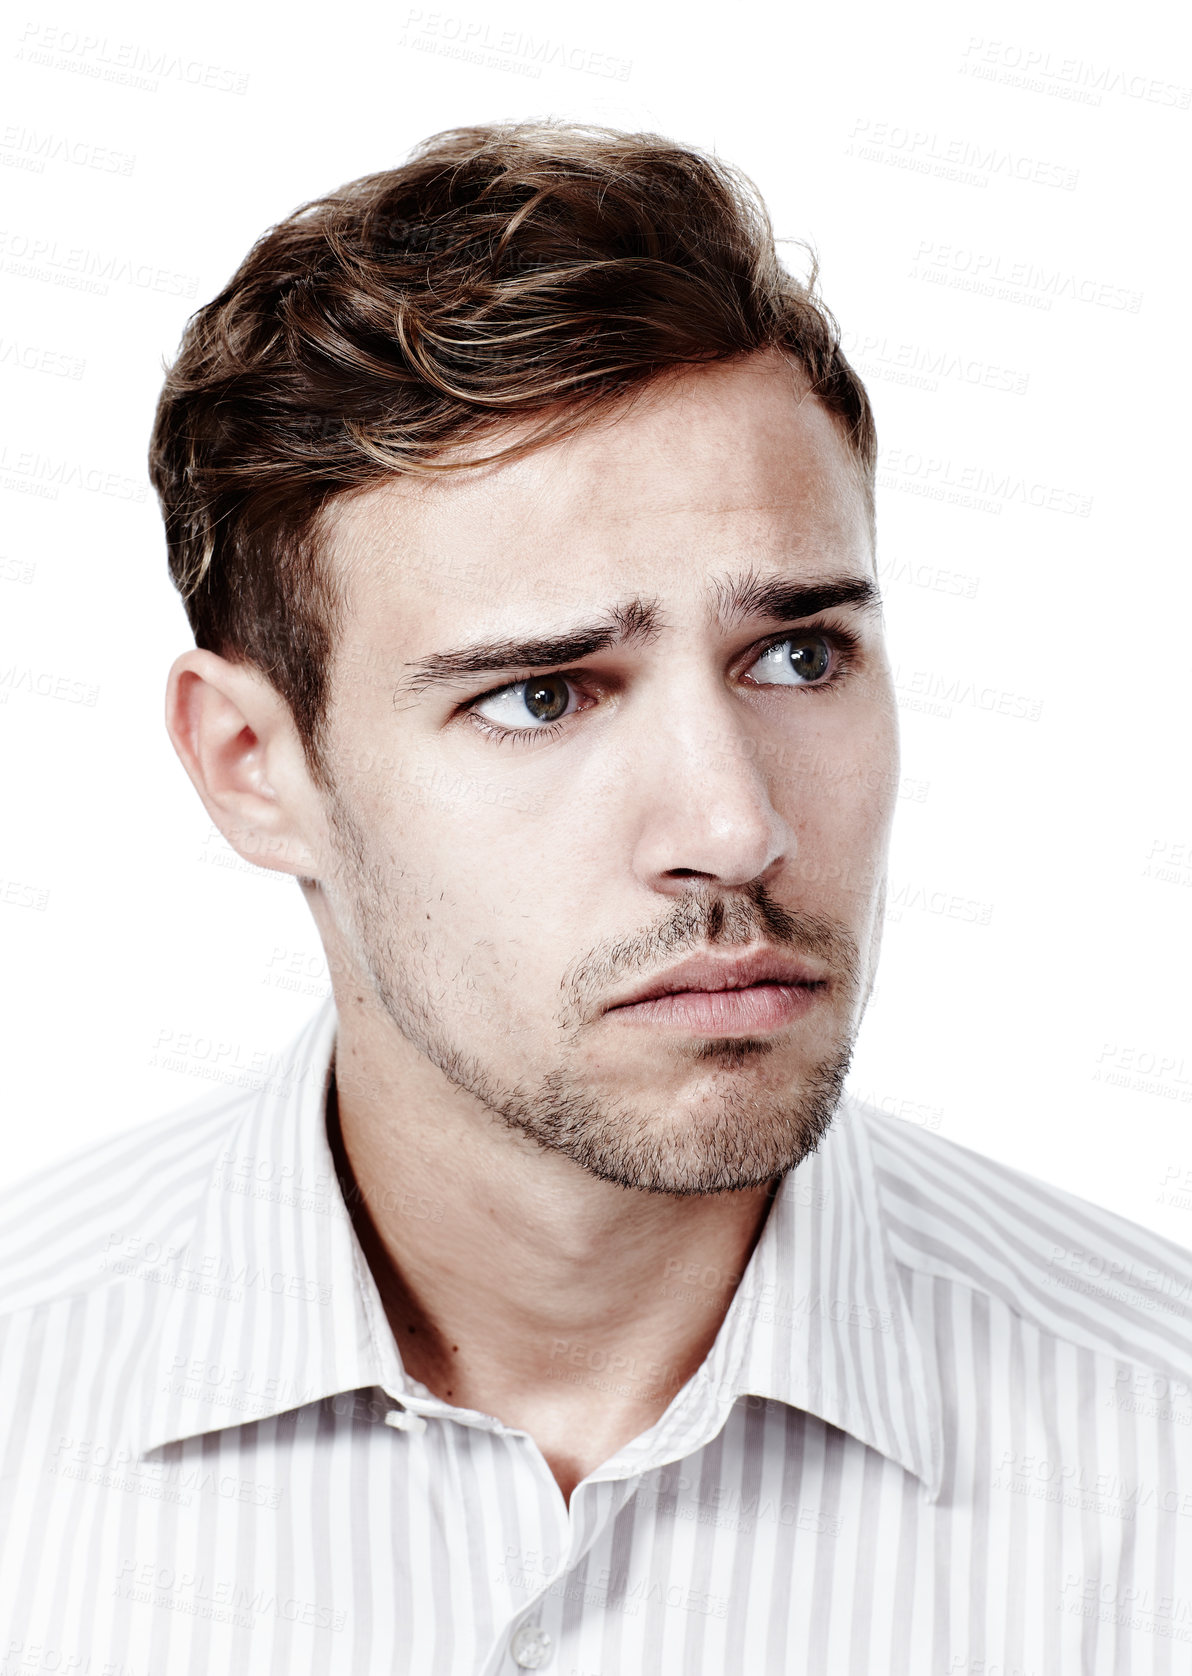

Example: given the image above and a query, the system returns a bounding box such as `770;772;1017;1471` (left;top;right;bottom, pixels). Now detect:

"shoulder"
0;1083;253;1319
853;1097;1192;1374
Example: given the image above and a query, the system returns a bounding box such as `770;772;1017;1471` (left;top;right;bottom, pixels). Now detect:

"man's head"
156;121;896;1198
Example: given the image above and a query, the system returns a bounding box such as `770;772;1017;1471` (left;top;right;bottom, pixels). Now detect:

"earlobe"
164;649;323;879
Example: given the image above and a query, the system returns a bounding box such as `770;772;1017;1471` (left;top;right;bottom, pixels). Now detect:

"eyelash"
462;625;863;749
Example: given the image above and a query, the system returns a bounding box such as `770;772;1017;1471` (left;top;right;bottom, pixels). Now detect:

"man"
0;121;1188;1675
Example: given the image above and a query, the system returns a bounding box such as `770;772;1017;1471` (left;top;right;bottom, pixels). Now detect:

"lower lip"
606;983;823;1034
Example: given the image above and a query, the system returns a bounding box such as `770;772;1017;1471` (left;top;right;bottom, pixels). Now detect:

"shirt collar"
697;1097;944;1498
133;1000;942;1498
134;996;402;1455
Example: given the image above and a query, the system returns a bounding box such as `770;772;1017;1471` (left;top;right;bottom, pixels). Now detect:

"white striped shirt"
1;997;1190;1675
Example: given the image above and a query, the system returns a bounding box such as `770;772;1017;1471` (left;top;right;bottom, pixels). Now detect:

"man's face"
309;349;898;1195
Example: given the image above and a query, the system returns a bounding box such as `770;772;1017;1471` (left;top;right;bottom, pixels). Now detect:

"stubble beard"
325;791;867;1197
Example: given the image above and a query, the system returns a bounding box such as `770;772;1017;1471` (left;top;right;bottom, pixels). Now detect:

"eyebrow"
396;571;881;699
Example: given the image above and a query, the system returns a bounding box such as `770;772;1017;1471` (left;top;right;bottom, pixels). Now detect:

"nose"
626;697;796;896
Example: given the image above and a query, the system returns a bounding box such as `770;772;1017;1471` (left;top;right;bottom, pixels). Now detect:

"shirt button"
383;1408;427;1434
509;1624;552;1668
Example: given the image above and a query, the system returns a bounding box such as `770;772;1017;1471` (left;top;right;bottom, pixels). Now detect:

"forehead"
323;350;871;638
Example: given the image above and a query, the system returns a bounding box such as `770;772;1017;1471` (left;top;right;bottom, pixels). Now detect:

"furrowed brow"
396;598;662;698
396;570;880;700
711;569;881;628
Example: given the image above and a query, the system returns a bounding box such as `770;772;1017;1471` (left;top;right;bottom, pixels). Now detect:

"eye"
470;674;583;737
745;631;838;686
464;626;857;747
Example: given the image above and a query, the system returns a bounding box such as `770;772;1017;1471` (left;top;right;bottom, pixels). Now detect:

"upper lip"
605;948;828;1011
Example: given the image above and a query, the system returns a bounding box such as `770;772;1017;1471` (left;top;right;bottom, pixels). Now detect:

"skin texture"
165;348;900;1505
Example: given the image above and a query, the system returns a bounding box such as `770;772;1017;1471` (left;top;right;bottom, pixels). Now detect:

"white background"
1;0;1189;1244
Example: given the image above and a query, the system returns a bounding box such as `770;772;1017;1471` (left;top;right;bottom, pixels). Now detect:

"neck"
326;1006;779;1504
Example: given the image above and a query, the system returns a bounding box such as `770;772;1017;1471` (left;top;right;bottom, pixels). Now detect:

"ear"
164;649;327;879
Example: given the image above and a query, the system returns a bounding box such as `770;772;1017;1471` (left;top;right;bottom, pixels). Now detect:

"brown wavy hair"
148;120;875;788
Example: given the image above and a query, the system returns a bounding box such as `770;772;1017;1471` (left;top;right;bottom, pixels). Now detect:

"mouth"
606;980;824;1035
603;949;828;1035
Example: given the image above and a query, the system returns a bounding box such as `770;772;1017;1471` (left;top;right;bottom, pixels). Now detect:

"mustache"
565;880;863;1018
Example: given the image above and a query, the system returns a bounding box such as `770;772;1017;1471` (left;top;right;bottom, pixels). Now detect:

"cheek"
402;787;569;932
781;720;898;905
